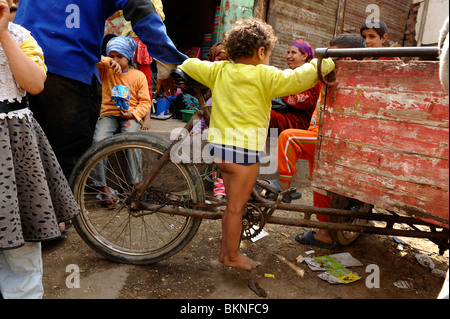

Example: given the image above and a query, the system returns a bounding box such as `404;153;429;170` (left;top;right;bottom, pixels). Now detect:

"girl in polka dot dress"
0;0;80;298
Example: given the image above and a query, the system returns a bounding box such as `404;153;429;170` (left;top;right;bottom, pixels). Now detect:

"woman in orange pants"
276;106;334;249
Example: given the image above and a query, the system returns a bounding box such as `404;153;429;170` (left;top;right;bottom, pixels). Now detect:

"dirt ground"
40;184;449;302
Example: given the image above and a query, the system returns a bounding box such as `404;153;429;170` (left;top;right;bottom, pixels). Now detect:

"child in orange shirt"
92;36;151;207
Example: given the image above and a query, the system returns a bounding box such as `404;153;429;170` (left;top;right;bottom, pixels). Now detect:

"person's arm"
141;111;151;130
129;72;152;122
120;0;187;66
268;58;335;98
120;0;186;95
0;0;45;95
178;58;217;89
283;83;321;111
97;56;122;74
151;0;165;21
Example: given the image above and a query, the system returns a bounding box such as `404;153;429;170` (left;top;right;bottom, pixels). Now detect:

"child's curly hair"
223;18;278;61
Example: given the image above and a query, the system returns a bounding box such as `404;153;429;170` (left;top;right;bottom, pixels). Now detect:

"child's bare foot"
220;252;261;271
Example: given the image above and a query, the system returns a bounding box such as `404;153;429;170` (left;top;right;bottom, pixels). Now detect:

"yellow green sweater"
180;58;335;151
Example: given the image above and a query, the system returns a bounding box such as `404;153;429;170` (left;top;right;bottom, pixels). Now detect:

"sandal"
59;220;73;237
255;179;302;203
101;193;120;208
94;186;120;208
295;231;334;249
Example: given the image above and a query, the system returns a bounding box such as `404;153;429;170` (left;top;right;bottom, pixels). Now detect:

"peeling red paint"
313;60;449;228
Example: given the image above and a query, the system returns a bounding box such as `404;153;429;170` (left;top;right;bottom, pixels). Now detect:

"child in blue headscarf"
91;35;151;207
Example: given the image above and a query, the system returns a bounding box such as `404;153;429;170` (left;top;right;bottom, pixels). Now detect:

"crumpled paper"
304;252;363;284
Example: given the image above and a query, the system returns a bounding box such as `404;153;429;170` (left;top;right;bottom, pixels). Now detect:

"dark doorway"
163;0;222;55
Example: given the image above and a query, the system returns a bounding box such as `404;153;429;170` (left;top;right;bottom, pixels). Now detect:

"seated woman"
269;40;322;133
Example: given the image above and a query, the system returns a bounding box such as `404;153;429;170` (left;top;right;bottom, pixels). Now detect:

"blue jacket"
15;0;187;85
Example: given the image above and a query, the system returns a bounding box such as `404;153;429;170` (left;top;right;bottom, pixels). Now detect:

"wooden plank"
317;138;449;191
321;113;449;159
332;61;447;94
327;89;449;128
312;162;449;228
313;60;449;228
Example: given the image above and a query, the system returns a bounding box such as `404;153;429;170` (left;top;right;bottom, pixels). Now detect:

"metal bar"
315;46;440;58
137;201;224;219
137;199;444;229
267;216;449;240
252;202;444;228
134;200;449;243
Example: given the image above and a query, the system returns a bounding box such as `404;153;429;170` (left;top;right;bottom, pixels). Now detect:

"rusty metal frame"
133;188;449;252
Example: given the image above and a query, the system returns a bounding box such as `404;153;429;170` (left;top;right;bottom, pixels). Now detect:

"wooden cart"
313;48;449;252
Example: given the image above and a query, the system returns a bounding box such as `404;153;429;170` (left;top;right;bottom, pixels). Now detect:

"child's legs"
213;178;226;198
277;129;331;222
93;115;122;143
0;242;43;299
216;161;260;269
120;120;143;185
307;158;332;222
277;129;317;183
314;191;332;222
90;116;121;187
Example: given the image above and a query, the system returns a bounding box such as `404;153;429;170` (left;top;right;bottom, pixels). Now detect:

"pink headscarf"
290;40;315;62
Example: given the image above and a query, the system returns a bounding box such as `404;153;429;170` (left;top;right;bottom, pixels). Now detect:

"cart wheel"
329;195;371;245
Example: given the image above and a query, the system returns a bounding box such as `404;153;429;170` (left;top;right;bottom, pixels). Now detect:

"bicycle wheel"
69;132;204;264
329;195;371;245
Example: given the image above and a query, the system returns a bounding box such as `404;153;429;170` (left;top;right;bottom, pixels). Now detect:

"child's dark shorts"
209;143;265;166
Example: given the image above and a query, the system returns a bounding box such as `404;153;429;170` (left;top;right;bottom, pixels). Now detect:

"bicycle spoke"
72;133;204;263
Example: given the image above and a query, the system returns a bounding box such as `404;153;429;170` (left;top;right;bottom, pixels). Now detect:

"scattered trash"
246;226;269;242
305;252;363;270
264;273;275;279
95;187;118;200
415;253;435;269
248;279;267;298
296;254;304;264
392;236;409;246
317;271;358;285
396;244;404;251
394;280;412;290
305;250;315;255
281;232;290;238
251;229;269;242
431;268;447;278
304;253;362;284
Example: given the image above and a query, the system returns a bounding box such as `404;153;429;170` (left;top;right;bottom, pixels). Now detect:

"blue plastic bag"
111;85;131;110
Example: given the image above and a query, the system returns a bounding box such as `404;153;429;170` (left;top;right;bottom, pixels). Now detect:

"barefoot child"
179;19;335;270
0;0;80;298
